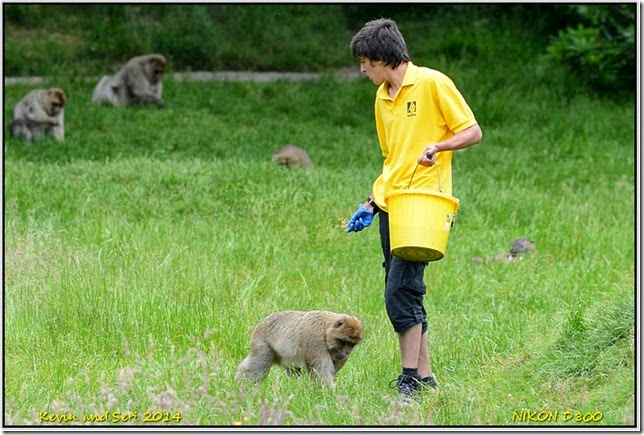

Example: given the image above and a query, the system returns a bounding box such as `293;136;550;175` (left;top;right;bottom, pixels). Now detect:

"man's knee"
385;297;427;333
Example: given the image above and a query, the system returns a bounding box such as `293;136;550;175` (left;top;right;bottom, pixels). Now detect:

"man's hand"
346;204;374;233
418;145;438;167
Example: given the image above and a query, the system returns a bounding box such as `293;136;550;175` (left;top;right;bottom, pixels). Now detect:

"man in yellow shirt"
346;18;482;399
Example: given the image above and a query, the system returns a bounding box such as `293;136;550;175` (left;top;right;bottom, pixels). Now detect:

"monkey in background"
92;54;167;108
9;88;66;142
509;238;536;257
272;144;313;168
236;310;363;387
472;237;536;264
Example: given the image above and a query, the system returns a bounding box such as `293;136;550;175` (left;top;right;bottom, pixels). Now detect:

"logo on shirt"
407;101;417;117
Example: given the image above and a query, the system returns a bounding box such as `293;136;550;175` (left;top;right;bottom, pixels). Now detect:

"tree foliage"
545;4;635;93
3;3;637;97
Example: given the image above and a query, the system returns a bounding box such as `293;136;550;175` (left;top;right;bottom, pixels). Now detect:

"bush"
545;5;635;93
72;4;352;73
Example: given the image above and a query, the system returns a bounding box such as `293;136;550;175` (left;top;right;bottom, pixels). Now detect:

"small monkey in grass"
236;310;363;387
472;238;536;264
271;144;313;168
9;88;66;142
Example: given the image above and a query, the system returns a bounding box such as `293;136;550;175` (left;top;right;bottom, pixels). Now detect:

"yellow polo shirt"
372;62;477;212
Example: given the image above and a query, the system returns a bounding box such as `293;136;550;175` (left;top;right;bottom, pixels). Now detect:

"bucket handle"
407;162;442;192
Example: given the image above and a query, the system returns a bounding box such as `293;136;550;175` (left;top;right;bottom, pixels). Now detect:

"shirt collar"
402;62;417;87
377;62;417;100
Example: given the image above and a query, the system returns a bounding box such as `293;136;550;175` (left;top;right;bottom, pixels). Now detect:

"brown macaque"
9;88;66;142
92;54;167;108
509;238;536;257
271;144;313;168
236;310;363;387
471;238;536;264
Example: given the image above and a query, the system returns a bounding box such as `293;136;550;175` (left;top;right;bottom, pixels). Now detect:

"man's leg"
398;323;422;370
417;330;431;379
380;211;435;395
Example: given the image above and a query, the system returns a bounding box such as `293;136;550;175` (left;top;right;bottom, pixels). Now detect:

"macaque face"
149;57;167;83
328;318;363;362
45;90;66;117
50;103;63;116
338;339;358;359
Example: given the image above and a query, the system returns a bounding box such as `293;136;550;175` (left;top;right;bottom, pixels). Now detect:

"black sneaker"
421;375;438;390
389;373;421;399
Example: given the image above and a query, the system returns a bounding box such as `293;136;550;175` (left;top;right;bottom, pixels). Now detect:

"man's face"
359;56;387;85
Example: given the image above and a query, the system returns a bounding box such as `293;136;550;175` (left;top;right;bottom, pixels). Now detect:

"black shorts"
379;211;428;334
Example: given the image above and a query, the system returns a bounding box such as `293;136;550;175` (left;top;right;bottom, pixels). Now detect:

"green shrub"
545;5;635;93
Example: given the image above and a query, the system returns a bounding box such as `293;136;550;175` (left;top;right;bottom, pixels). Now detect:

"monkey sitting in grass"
92;54;167;108
271;144;313;168
9;88;66;142
236;310;363;388
472;238;536;264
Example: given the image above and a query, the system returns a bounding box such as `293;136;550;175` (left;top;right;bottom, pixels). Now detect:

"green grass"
4;75;635;427
3;7;635;427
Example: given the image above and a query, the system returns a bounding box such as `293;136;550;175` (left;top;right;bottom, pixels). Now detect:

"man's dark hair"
350;18;411;68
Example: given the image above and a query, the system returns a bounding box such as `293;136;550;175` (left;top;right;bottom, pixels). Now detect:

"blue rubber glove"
346;204;374;233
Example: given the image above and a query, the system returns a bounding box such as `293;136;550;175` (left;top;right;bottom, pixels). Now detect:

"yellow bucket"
385;189;459;262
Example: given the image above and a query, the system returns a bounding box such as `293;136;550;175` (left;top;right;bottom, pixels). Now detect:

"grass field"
3;6;636;426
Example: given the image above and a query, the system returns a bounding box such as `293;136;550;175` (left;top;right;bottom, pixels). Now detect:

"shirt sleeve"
434;74;477;134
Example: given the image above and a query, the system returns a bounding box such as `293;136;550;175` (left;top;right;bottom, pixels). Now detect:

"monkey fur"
9;88;66;142
236;310;363;387
92;54;167;108
272;144;313;168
